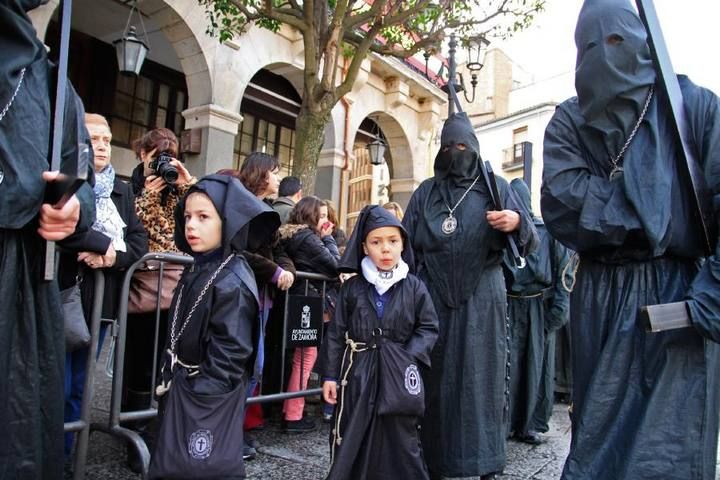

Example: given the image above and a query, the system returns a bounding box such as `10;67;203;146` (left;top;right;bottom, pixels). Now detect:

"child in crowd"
149;175;279;479
277;196;340;432
321;205;439;479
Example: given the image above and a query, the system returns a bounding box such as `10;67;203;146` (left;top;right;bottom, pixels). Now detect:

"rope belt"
330;331;375;466
508;287;553;300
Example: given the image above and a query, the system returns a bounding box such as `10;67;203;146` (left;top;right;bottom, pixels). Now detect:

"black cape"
542;77;720;479
403;113;538;477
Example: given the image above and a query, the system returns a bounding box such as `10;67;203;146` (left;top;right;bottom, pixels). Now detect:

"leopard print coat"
135;184;190;253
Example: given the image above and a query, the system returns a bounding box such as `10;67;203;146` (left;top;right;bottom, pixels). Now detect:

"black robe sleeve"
192;277;257;395
541;104;645;252
403;277;439;368
545;240;574;333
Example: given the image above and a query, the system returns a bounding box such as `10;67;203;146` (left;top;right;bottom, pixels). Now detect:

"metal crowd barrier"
63;268;104;480
89;251;336;479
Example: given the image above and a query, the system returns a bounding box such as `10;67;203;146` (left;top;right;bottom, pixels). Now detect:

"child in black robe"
149;175;279;479
321;205;439;480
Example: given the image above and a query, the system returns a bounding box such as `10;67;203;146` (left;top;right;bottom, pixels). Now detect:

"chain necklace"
0;68;26;123
441;175;480;235
608;85;654;180
167;254;234;369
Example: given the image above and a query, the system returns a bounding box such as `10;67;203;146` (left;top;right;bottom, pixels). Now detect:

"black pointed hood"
174;174;280;257
574;0;656;131
433;112;482;182
339;205;414;274
0;0;48;102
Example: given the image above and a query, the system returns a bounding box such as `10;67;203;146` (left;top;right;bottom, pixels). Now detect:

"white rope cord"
329;332;371;467
561;252;580;293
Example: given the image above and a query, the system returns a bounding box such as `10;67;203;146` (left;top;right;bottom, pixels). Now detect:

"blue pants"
64;347;89;457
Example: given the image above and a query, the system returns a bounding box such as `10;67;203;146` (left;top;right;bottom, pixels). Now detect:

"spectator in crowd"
218;153;294;459
59;114;148;467
0;3;96;476
382;201;404;221
325;199;347;249
277;196;340;432
541;1;720;478
403;112;537;479
273;175;302;224
149;174;279;479
125;127;196;471
503;178;573;446
322;205;438;479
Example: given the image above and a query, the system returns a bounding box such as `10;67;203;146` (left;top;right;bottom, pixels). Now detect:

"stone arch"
352;110;413;182
32;0;213;108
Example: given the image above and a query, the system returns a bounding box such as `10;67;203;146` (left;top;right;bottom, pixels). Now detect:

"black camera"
150;152;179;184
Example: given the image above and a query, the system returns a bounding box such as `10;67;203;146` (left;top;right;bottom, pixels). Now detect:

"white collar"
361;256;409;295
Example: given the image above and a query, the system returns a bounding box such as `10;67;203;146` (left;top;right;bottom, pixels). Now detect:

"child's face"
362;226;403;271
184;192;222;253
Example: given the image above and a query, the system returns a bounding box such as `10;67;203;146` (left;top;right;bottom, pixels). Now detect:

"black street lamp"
113;1;150;76
367;118;387;166
424;33;489;115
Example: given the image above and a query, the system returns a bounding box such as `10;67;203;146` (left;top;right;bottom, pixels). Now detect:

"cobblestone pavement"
81;340;573;480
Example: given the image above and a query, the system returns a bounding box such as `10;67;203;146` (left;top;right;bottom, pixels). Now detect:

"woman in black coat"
59;114;148;461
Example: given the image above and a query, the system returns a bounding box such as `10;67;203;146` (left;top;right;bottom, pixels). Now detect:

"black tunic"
320;274;438;480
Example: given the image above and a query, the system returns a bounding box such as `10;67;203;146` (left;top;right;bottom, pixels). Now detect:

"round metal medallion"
441;215;457;235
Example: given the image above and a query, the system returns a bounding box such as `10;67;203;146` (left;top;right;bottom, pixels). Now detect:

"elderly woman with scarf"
541;1;720;478
0;1;97;477
403;112;537;480
58;114;147;466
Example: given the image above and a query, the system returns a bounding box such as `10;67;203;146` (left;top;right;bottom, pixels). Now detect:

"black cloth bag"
61;282;90;352
149;368;247;479
376;340;425;417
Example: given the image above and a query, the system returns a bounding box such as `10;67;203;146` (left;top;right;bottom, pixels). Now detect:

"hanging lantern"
113;2;150;76
367;137;387;166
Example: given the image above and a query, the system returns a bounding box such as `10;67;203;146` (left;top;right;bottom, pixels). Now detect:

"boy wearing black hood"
321;205;439;480
148;175;279;479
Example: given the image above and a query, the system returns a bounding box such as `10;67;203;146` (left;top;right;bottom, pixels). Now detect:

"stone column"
181;104;243;176
314;147;346;204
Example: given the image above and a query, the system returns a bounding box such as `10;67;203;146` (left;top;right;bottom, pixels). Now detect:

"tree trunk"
292;105;332;194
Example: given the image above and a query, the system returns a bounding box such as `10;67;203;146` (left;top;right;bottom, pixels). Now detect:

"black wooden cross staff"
43;0;88;281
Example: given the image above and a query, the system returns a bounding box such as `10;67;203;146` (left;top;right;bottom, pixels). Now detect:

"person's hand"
277;270;295;290
38;171;80;240
323;381;337;405
320;222;334;237
78;251;104;269
102;244;117;267
486;209;520;233
144;174;167;193
172;159;197;186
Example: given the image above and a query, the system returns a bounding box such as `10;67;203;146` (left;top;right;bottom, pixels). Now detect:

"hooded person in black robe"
0;1;96;478
541;0;720;478
149;175;279;478
403;112;537;479
320;205;439;480
504;179;573;444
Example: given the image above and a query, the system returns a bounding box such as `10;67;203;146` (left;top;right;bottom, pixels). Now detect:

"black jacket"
277;224;339;295
58;178;148;319
169;254;258;395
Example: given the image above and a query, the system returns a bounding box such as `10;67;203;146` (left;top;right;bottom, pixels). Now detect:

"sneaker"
284;416;317;433
243;442;257;461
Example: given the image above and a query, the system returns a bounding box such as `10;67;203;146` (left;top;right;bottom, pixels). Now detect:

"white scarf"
361;256;409;295
93;165;127;252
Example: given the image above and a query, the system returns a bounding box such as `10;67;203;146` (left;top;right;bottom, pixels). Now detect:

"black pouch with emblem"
149;367;247;479
376;338;425;417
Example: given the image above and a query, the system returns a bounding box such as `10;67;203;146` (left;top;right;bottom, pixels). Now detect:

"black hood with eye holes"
433;112;482;182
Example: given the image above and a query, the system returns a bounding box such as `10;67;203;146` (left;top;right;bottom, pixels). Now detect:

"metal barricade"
91;252;337;478
63;268;104;480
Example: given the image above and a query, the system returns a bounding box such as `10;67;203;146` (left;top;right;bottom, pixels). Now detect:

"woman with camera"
125;127;196;472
